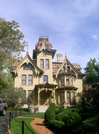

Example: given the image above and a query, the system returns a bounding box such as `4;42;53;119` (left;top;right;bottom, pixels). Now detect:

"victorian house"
11;36;85;107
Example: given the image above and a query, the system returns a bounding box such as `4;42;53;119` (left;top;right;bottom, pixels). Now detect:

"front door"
40;91;51;105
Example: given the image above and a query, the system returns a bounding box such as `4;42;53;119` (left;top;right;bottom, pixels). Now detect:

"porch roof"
35;82;57;88
55;85;78;90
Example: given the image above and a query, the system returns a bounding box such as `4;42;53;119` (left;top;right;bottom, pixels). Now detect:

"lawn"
11;118;37;134
23;113;44;118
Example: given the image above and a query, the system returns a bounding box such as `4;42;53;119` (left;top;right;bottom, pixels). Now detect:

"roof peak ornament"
27;47;29;54
65;52;67;59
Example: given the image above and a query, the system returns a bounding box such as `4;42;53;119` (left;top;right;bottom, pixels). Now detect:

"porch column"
53;88;55;104
65;90;67;103
38;88;40;105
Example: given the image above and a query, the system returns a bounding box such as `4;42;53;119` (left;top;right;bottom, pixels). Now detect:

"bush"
56;108;67;114
78;113;96;121
44;106;55;127
62;112;83;134
56;110;70;121
83;114;99;132
50;120;65;133
50;103;57;114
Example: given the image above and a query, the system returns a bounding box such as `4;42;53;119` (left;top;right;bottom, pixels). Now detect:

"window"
28;90;32;102
23;90;26;98
67;66;70;72
72;92;75;103
40;59;44;69
22;75;26;85
23;64;32;70
61;77;64;86
67;91;71;103
63;66;65;72
66;76;69;85
60;91;64;103
28;75;33;85
43;51;46;55
46;59;49;69
43;75;48;83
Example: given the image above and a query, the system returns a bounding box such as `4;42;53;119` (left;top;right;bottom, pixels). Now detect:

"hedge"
78;113;96;121
83;113;99;132
62;112;83;134
44;106;55;127
50;120;65;133
49;103;57;114
56;110;70;121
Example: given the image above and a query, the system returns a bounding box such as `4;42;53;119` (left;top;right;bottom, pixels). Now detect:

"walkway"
0;113;9;134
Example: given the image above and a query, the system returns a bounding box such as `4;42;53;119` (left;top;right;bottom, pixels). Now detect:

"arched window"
67;91;71;103
67;66;70;72
60;91;64;103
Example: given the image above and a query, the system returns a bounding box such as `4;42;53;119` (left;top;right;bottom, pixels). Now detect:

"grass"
23;113;44;118
11;118;37;134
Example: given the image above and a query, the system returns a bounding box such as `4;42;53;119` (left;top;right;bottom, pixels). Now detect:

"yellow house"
11;36;85;107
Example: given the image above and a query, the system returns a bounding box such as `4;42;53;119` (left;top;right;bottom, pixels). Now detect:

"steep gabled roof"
11;53;44;74
53;58;85;77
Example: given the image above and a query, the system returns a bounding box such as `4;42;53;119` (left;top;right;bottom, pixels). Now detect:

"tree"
84;58;99;88
0;18;27;71
0;87;26;107
0;18;27;90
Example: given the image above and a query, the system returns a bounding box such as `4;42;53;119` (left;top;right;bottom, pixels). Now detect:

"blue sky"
1;0;99;73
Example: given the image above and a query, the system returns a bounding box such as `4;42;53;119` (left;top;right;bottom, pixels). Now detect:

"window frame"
28;90;33;102
46;59;49;69
67;91;71;103
28;75;33;85
61;77;64;86
22;75;26;85
40;59;44;69
43;75;48;83
66;76;69;85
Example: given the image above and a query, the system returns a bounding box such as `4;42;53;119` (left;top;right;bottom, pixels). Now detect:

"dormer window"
63;66;65;72
23;64;32;70
43;51;46;55
67;66;70;72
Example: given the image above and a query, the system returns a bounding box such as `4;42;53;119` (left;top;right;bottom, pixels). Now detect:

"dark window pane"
28;75;33;85
22;75;26;85
44;75;48;83
46;59;49;69
67;91;70;103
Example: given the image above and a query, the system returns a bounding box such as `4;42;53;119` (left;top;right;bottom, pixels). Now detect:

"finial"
65;52;67;59
44;35;46;40
27;47;29;54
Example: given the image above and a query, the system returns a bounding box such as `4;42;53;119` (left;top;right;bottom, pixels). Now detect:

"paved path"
0;113;9;134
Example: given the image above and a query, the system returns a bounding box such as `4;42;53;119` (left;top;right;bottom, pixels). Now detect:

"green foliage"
83;114;99;132
0;87;26;107
56;110;70;121
49;103;57;114
84;58;99;88
0;18;27;71
78;113;96;121
50;120;65;133
62;112;83;134
11;118;37;134
56;108;67;114
44;106;55;127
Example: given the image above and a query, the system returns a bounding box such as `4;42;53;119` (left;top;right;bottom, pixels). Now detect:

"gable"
11;53;44;76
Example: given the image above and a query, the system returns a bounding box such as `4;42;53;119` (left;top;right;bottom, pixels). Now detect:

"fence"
9;107;35;134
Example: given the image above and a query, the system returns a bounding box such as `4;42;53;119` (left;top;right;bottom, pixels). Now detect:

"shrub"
56;110;70;121
50;103;57;114
44;106;55;127
83;114;99;132
50;120;65;133
62;112;83;134
78;113;96;121
56;108;67;114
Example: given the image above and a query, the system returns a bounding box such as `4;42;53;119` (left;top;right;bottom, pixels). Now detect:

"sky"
1;0;99;73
